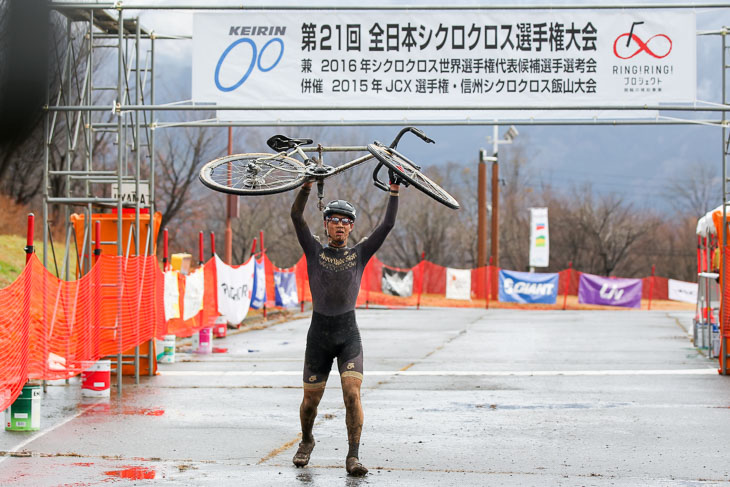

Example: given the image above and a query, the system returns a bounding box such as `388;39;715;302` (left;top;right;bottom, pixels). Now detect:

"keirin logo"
599;283;625;301
613;21;672;59
215;37;285;92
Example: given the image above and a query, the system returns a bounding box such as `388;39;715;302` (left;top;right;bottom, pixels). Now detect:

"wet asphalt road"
0;308;728;486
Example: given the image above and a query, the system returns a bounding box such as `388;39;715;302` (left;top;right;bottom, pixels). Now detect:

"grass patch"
0;234;78;288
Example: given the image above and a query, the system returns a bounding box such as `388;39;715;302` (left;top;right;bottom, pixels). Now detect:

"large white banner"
214;255;255;325
529;207;549;268
193;10;695;122
668;278;698;304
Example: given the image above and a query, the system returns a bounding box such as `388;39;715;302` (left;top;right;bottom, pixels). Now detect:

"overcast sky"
115;0;730;211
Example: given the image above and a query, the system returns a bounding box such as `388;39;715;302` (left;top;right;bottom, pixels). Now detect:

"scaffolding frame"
45;6;157;395
45;1;730;385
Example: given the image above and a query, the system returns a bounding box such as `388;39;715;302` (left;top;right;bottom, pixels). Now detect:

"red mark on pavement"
105;466;156;480
212;347;228;353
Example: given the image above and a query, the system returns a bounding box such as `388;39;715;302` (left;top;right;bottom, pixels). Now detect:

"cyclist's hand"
388;169;408;187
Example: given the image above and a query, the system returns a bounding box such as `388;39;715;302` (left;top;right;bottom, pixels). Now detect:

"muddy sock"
347;442;359;459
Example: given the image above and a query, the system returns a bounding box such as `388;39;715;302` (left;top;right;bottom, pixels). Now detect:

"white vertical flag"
529;208;549;268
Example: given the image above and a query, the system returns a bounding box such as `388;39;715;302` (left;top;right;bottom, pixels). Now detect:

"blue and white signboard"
250;258;267;309
274;271;298;308
499;269;559;304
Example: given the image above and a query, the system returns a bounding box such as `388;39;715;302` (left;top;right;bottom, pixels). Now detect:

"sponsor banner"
667;278;697;304
499;269;558;304
274;271;299;308
529;207;549;268
163;270;180;321
250;258;267;309
215;255;255;324
446;268;471;300
192;10;694;122
381;267;414;297
578;273;642;308
182;267;205;321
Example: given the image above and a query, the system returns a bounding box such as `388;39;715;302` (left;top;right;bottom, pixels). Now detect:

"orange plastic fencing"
0;253;165;412
0;247;691;413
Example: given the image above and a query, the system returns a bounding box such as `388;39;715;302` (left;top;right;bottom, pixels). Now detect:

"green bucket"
4;384;41;431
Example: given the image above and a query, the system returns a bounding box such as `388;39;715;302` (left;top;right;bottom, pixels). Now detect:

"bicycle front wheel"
367;142;460;209
199;153;307;195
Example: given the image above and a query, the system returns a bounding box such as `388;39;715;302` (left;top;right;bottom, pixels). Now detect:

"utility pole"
225;127;238;264
485;125;519;272
477;149;490;268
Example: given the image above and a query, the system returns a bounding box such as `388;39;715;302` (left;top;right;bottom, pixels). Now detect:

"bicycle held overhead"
198;126;460;210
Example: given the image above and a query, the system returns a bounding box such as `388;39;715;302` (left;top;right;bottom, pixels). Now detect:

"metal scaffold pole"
722;26;728;375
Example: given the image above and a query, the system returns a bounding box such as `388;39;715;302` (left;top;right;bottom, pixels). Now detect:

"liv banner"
214;255;255;324
193;10;695;122
499;269;559;304
274;271;298;308
529;207;549;268
578;273;642;308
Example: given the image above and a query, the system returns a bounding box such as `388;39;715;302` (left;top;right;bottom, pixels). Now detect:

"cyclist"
290;175;402;476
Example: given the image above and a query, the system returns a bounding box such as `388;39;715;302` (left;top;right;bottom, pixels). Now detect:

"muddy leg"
341;376;367;476
293;386;325;467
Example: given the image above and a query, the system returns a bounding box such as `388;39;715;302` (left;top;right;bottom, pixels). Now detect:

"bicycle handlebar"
389;126;435;149
372;127;434;191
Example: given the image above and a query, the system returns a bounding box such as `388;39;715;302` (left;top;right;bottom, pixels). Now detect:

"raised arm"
291;182;319;256
360;183;399;262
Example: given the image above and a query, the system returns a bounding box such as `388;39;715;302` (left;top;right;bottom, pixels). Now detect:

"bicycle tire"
199;153;307;195
367;142;460;210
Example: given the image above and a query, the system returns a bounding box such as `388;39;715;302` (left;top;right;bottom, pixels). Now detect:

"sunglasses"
326;216;354;225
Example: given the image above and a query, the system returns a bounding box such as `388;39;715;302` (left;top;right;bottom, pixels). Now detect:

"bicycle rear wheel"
199;153;307;195
367;142;460;209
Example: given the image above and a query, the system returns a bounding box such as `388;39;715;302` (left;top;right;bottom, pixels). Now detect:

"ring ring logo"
214;37;285;92
613;21;672;59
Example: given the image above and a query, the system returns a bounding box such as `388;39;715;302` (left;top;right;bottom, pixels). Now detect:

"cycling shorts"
302;310;363;389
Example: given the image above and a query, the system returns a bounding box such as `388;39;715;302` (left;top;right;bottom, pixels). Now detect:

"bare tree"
155;122;222;251
571;187;659;276
664;159;721;217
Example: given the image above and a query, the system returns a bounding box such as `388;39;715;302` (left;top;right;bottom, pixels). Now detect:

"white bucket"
156;335;176;363
81;360;111;397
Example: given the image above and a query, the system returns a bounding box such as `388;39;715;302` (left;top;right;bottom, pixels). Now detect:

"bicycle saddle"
266;135;313;152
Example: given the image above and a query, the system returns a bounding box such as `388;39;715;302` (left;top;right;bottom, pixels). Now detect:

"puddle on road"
427;402;634;411
81;404;165;417
104;466;156;480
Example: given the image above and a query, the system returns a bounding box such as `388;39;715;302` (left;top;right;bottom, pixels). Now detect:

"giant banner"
499;269;558;304
193;10;695;122
578;273;642;308
214;255;255;324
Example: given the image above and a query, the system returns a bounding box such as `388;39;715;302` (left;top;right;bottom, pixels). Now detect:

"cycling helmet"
323;199;356;221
